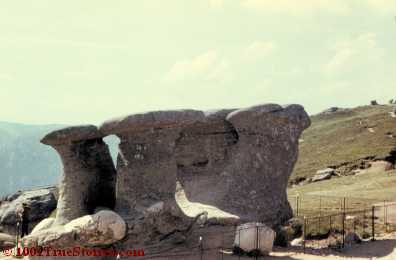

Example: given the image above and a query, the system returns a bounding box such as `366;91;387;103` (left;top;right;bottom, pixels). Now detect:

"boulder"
31;217;55;234
311;168;335;182
0;187;57;233
23;210;126;249
0;232;15;250
234;222;275;255
371;100;378;105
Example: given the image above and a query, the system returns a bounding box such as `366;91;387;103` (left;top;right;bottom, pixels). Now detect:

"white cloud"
166;50;230;82
240;0;350;13
243;41;277;61
323;33;384;75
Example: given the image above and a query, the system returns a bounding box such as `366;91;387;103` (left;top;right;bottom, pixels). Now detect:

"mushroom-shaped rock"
100;109;205;135
41;125;117;225
99;110;206;247
176;104;310;227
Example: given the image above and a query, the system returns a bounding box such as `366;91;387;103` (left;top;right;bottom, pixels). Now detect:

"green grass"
291;105;396;183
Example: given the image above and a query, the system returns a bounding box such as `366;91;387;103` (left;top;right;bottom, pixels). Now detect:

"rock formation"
36;103;309;257
0;187;57;235
41;125;116;225
23;210;126;260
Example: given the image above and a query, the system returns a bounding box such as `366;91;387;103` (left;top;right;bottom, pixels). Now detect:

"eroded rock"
23;210;126;255
0;187;57;235
41;125;116;225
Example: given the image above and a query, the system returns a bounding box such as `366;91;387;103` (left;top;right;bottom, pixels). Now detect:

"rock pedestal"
100;110;205;245
38;103;310;256
41;125;116;225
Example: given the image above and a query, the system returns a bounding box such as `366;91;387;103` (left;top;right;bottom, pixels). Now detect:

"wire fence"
135;196;396;258
289;195;396;250
131;225;273;260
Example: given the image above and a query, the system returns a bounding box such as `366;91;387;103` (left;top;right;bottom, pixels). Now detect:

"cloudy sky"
1;0;395;124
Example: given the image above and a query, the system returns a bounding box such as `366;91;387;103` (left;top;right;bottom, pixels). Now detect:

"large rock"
176;104;310;226
41;125;117;225
100;110;206;248
234;222;275;255
0;187;57;234
23;210;126;259
39;103;309;255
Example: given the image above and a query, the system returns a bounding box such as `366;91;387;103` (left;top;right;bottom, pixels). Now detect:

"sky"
0;0;395;125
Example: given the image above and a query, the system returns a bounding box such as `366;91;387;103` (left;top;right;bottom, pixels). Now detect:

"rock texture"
23;210;126;260
100;104;309;254
0;187;57;235
41;125;116;225
37;103;309;256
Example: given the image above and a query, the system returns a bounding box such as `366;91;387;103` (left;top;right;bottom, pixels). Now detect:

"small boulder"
290;238;303;246
24;210;126;249
234;222;275;255
311;168;335;182
0;187;57;227
0;232;15;250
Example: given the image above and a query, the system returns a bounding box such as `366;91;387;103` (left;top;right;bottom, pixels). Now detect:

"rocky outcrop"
98;104;309;253
41;126;117;225
0;187;57;235
36;103;309;256
23;210;126;260
311;168;336;182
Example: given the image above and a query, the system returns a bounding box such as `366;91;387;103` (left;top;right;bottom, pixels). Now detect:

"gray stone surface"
41;125;116;225
37;103;309;256
23;210;126;260
0;188;57;234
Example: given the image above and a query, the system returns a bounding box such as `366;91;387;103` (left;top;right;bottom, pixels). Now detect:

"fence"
292;196;396;250
132;225;273;260
289;194;379;217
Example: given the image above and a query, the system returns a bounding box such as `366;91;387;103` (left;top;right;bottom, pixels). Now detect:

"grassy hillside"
291;105;396;183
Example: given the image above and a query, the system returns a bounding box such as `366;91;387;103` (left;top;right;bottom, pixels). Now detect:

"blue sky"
1;0;395;124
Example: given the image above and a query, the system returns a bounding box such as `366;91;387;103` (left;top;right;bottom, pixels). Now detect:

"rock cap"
41;125;103;145
100;109;205;135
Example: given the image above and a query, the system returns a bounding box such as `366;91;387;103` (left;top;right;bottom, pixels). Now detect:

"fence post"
199;236;203;260
342;205;346;248
255;225;259;260
296;196;299;216
238;228;241;260
303;217;306;253
372;206;375;241
363;207;366;236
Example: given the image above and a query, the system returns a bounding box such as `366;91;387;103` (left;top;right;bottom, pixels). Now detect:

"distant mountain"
0;121;65;196
0;122;120;196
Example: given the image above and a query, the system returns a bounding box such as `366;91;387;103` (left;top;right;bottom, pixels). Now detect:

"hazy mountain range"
0;122;119;196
